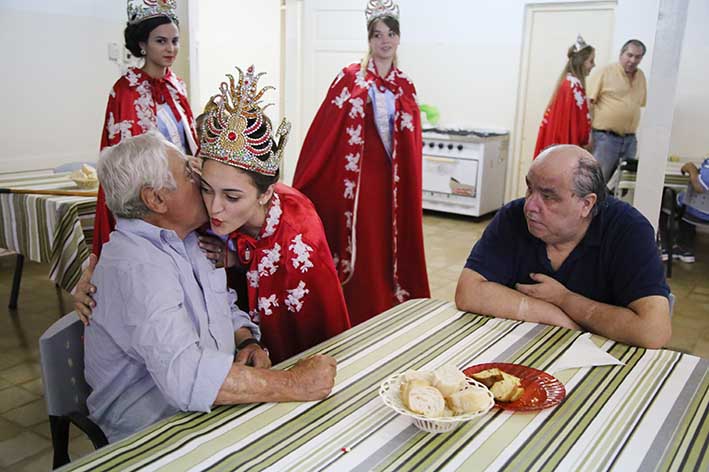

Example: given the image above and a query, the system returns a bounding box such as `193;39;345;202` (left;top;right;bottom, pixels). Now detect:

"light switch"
108;42;120;61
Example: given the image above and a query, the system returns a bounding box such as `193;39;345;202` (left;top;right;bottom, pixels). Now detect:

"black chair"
39;312;108;469
660;186;709;277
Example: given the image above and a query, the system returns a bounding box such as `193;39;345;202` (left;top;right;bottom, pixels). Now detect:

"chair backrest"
39;312;91;417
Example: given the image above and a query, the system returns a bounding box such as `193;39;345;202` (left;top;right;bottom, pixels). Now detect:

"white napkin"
550;333;624;374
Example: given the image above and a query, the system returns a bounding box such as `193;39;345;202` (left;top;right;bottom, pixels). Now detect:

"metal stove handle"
423;156;457;164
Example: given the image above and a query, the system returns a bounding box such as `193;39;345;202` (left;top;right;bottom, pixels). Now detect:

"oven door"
422;155;479;199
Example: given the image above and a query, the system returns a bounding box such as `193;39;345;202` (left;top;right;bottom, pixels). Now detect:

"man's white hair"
97;131;181;219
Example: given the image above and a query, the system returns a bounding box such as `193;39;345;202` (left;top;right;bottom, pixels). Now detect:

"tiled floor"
0;211;707;470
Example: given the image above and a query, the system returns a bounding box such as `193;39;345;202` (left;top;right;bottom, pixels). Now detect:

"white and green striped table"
0;170;95;292
63;299;708;472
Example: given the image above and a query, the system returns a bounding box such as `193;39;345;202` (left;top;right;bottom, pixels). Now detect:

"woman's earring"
140;49;146;56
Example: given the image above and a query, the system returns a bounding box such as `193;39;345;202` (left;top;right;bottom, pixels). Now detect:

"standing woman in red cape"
292;0;430;326
534;35;595;159
93;0;198;257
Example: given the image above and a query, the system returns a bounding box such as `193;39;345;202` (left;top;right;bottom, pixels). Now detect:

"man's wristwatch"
236;338;267;353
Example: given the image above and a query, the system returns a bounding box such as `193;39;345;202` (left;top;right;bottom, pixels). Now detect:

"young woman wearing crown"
92;0;198;258
292;0;430;326
534;35;596;158
197;67;351;363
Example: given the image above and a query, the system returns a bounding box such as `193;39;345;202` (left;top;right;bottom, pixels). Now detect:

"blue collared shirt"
465;197;670;307
85;218;259;442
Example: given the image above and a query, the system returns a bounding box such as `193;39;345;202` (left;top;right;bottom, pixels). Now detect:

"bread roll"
489;371;523;402
471;368;504;388
404;385;446;417
431;364;467;396
446;387;490;414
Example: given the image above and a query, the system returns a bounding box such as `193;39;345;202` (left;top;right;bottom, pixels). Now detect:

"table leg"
9;254;24;309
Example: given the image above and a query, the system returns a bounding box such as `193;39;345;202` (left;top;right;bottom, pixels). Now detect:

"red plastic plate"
463;363;566;411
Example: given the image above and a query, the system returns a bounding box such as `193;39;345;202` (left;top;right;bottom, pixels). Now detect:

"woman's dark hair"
124;16;177;58
241;167;279;195
367;15;400;40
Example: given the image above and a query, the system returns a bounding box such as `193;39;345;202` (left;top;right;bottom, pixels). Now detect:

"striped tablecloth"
0;170;96;291
62;299;708;472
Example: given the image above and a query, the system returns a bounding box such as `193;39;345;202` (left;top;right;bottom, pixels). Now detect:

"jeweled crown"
573;34;591;53
199;66;291;177
127;0;178;25
365;0;399;24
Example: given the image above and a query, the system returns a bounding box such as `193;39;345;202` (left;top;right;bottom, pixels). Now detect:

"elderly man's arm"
214;355;337;404
516;273;671;348
455;269;581;330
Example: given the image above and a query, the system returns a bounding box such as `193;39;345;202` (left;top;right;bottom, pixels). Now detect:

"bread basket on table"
379;372;494;433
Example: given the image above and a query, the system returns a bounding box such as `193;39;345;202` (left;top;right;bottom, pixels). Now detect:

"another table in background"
609;157;702;203
61;299;709;472
0;169;96;307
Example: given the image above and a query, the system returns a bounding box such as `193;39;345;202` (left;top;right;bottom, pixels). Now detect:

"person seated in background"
455;144;671;349
661;159;709;263
84;132;337;442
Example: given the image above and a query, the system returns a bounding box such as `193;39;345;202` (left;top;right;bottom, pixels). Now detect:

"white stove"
421;128;509;217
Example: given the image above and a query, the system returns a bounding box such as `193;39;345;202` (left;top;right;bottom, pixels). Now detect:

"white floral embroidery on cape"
346;125;363;146
257;243;281;277
332;87;351;109
258;294;279;316
289;234;314;273
344;153;360;172
285;281;310;312
262;193;282;238
106;113;133;141
246;270;259;288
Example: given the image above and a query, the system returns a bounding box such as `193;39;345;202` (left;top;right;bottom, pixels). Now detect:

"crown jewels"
365;0;399;24
199;66;291;177
127;0;178;25
573;34;591;53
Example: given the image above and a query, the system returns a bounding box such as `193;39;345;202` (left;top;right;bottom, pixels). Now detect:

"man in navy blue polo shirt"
455;145;671;348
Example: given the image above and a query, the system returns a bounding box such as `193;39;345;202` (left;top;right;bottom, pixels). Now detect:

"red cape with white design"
293;61;430;325
92;67;198;257
534;74;591;158
229;183;351;363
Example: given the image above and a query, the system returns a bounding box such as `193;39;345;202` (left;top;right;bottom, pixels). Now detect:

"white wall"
669;0;709;159
0;0;124;172
191;0;282;120
0;0;192;173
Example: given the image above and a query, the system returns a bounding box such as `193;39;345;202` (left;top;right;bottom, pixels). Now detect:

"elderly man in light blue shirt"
84;132;337;442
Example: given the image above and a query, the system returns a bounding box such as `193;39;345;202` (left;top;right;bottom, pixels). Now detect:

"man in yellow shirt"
587;39;647;181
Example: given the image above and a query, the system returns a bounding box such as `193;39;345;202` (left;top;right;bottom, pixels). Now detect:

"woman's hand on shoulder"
198;233;237;268
74;254;98;325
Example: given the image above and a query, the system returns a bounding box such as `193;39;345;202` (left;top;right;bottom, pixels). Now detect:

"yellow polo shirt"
588;63;647;135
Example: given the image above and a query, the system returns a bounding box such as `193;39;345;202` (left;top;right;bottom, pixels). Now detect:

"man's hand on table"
74;253;97;325
289;355;337;401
